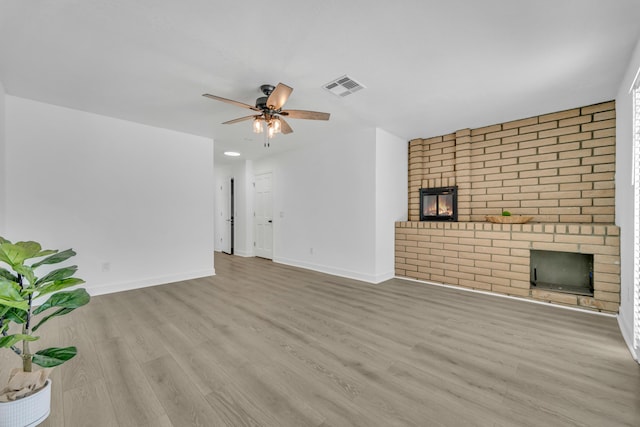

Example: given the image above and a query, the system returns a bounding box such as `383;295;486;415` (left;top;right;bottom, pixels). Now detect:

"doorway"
222;177;234;255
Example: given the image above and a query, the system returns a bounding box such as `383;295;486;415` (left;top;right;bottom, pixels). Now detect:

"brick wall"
408;101;616;223
398;100;620;312
395;221;620;313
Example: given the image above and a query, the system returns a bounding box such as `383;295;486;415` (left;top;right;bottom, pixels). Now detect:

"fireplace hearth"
419;186;458;221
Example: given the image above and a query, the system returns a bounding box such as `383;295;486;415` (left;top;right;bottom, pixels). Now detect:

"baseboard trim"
274;257;392;284
617;308;639;363
396;275;617;318
88;268;216;296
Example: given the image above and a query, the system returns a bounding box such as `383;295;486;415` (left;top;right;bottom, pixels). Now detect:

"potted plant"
0;237;90;426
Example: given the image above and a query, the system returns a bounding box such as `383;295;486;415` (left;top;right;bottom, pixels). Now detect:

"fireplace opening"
419;186;457;221
530;250;594;296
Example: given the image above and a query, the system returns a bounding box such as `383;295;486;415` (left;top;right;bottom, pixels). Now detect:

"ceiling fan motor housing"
255;96;269;110
260;84;275;96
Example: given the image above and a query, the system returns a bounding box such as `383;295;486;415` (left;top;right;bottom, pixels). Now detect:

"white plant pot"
0;379;51;427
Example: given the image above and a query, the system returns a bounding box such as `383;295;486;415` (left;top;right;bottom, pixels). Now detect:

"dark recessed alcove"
530;250;594;296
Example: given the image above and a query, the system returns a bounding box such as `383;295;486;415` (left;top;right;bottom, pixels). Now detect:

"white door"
254;172;273;259
220;178;232;254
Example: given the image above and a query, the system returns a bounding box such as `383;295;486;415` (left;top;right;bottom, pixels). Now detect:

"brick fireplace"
395;101;620;313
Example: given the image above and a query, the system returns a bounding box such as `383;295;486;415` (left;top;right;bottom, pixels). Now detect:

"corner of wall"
615;35;640;363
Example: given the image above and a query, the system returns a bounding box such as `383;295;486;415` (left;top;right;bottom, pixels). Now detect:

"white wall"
0;79;6;236
374;128;408;281
251;127;407;283
5;96;215;296
615;37;640;362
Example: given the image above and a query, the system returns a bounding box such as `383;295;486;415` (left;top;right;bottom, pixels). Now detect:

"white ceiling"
1;1;639;164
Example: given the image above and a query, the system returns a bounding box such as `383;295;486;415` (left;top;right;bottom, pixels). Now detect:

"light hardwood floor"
2;253;639;426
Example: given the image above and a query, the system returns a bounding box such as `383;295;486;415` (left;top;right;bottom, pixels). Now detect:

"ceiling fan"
203;83;330;145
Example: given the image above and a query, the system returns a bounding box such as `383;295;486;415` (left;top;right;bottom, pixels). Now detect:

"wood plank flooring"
2;253;639;426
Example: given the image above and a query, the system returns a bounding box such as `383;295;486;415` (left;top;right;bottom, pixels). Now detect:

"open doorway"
222;177;235;255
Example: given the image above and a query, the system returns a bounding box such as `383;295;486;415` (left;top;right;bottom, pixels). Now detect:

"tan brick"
518;121;558;134
540;126;582;138
559;115;592;127
519;137;558;149
593;290;620;303
593;110;615;121
472;124;502;136
531;241;580;252
558;132;592;143
580;244;619;255
502;133;539;144
595;273;620;286
558;165;595;175
594;164;615;173
578;296;618;312
560;182;592;191
554;234;604;245
531;289;578;305
582;119;616;132
538;141;581;154
492;285;530;297
581;101;615;114
539;108;581;123
583;206;614;215
583;137;615;148
486;128;519;140
558;148;593;159
502;116;538;130
593;128;615;138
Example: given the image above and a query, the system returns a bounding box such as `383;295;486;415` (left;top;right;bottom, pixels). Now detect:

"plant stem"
18;273;33;372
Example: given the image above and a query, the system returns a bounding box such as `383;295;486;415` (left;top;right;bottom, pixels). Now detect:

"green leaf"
32;346;77;368
14;264;36;286
0;241;42;266
0;268;17;282
37;278;86;298
0;237;10;245
35;266;78;286
33;288;90;314
0;333;38;348
31;249;75;269
32;307;74;332
3;307;28;324
31;289;90;331
0;281;29;311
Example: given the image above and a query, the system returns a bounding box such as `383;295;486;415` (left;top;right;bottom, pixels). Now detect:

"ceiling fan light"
267;122;276;139
253;118;263;133
272;117;281;133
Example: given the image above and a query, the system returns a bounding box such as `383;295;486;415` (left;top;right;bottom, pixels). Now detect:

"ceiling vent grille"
323;75;366;97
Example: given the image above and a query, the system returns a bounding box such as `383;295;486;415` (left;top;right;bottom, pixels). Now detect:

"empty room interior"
1;1;640;426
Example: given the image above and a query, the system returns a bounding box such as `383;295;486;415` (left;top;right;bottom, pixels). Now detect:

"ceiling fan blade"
266;83;293;110
279;117;293;134
202;94;261;111
281;109;330;121
222;115;260;125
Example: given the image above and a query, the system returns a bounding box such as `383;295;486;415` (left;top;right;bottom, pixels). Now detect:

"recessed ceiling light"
224;151;241;157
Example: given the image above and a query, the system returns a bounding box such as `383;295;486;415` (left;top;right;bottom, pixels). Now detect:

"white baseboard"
617;308;639;363
87;268;216;296
273;256;393;284
233;249;254;257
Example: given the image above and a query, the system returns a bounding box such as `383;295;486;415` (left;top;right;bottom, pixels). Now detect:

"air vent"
323;75;366;97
